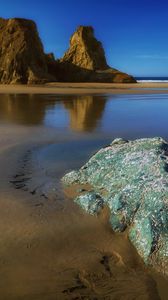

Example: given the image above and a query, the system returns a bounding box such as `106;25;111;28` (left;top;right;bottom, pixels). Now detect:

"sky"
1;0;168;77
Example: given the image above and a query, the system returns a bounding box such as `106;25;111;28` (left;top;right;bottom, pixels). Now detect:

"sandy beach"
1;0;168;297
0;87;168;299
1;0;168;298
0;82;168;95
0;125;166;300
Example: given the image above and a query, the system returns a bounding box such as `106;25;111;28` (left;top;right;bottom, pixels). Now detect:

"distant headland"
0;18;136;84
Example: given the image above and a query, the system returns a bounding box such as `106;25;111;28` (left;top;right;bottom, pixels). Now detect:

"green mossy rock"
62;137;168;276
75;192;104;215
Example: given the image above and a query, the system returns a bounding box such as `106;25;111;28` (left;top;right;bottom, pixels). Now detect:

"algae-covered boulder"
62;137;168;276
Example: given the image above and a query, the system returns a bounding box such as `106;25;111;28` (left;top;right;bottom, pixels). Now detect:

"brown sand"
0;82;168;95
0;86;168;299
0;123;167;300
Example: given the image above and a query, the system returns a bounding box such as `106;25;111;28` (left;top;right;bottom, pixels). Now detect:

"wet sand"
1;82;168;95
0;124;167;299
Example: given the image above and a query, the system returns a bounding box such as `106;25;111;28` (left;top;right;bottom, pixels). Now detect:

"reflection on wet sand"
0;94;56;125
63;95;107;131
0;94;107;132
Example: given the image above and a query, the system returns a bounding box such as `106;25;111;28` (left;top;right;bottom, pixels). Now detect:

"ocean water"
136;76;168;82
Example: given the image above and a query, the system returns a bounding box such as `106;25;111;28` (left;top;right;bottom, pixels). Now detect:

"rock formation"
62;26;109;70
0;18;136;84
62;137;168;276
60;26;136;83
0;18;56;84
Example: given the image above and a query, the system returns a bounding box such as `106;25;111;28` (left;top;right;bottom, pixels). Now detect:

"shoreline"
0;133;167;299
0;82;168;95
0;87;168;299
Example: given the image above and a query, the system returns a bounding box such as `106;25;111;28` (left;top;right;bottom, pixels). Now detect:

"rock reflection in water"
0;94;108;132
63;95;107;131
0;94;57;125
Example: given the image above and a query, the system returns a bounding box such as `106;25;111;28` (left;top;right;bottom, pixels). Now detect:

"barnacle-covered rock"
75;192;104;215
62;137;168;276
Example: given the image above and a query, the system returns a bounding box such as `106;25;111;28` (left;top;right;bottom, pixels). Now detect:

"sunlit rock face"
0;18;56;84
0;19;136;83
60;26;136;83
62;137;168;276
62;26;109;71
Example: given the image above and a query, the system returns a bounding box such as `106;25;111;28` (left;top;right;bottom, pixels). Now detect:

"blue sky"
1;0;168;76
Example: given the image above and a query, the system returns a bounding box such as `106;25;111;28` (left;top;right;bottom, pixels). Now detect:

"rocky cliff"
0;18;136;84
60;26;136;83
0;18;56;84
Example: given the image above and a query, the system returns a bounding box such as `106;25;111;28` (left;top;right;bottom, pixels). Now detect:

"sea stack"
0;18;136;84
60;26;136;83
0;18;56;84
61;26;109;70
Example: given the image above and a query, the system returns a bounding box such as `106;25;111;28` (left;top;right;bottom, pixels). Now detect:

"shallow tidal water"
0;92;168;299
2;93;168;172
2;92;168;135
2;92;168;182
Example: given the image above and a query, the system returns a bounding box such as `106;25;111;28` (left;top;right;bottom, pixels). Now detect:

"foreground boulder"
60;26;136;83
62;137;168;276
0;18;56;84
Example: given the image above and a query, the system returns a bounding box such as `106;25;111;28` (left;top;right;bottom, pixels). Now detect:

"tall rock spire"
62;26;109;70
